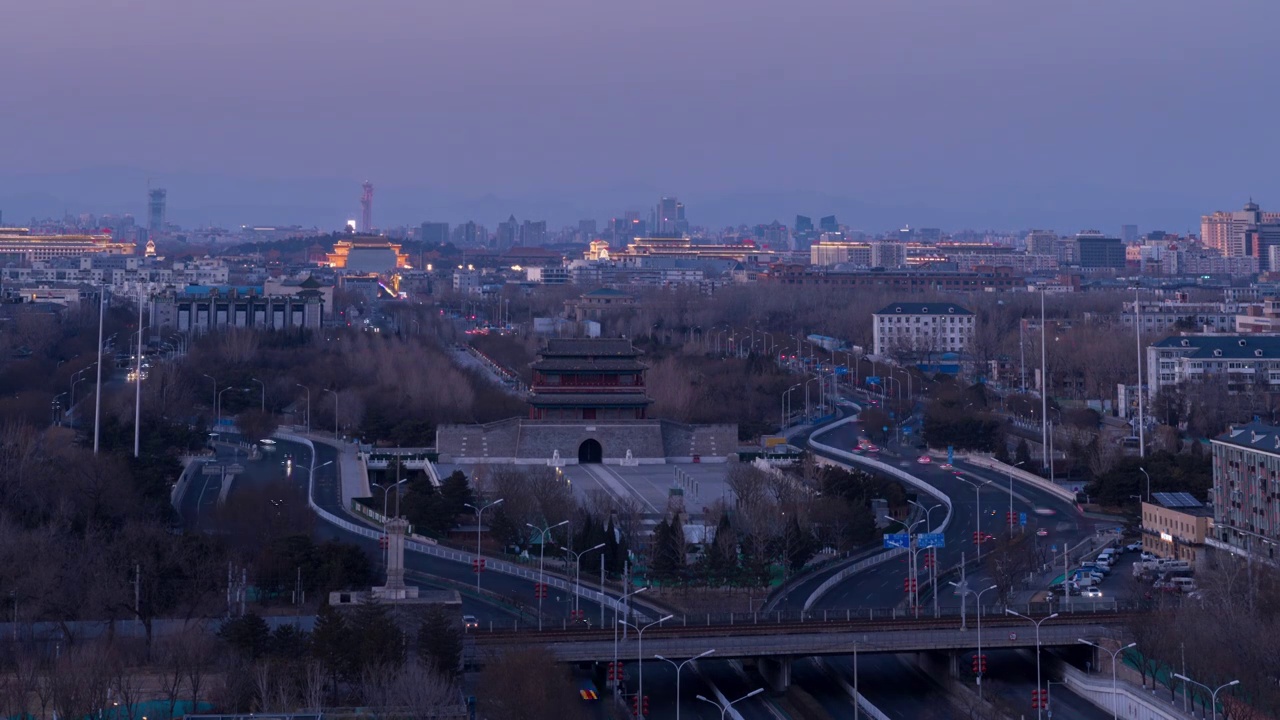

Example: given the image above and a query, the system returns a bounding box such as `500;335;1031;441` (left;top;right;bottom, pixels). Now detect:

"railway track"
470;611;1135;644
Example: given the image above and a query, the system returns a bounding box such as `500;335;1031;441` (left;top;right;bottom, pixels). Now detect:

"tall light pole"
1007;609;1058;720
909;500;944;618
1134;287;1146;458
1173;674;1238;720
202;374;217;427
1079;639;1137;719
952;584;998;696
620;615;672;718
323;389;339;439
696;688;764;720
296;384;310;434
526;519;569;630
371;479;409;519
560;543;605;621
655;649;714;720
464;499;503;591
613;586;648;693
960;477;989;561
782;384;800;429
1009;460;1026;538
93;285;106;455
1040;290;1048;469
216;386;242;427
251;378;266;412
1139;467;1151;504
133;286;144;458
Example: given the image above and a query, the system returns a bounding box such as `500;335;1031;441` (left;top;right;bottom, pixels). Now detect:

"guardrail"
962;452;1078;504
277;429;646;621
1059;663;1196;720
803;415;954;611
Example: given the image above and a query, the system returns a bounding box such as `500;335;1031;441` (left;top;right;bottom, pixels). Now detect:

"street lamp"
322;389;339;439
655;649;715;720
201;374;217;424
1009;460;1026;538
613;586;648;693
464;499;503;591
909;500;945;618
952;583;998;698
371;478;409;519
216;386;246;427
296;384;311;434
250;378;266;412
560;543;606;621
1006;609;1058;720
1173;674;1239;720
1139;467;1151;504
306;460;334;510
1078;639;1137;719
526;520;569;630
782;384;801;429
696;688;764;720
960;477;990;561
620;615;672;718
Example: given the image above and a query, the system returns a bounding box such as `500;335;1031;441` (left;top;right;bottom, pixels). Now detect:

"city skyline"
3;0;1277;231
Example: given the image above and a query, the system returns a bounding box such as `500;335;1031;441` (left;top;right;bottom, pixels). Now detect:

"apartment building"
872;302;974;358
1211;423;1280;562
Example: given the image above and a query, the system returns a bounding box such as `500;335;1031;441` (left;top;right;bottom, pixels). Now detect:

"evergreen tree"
311;604;353;684
348;599;406;676
440;470;475;519
1015;438;1032;467
782;515;818;573
649;518;685;583
219;613;271;660
707;513;739;584
417;606;463;677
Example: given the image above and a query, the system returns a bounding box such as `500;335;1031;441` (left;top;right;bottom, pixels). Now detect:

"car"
462;614;479;630
1083;588;1103;598
1036;528;1049;537
1141;552;1157;561
865;444;879;453
917;455;932;464
1125;542;1143;552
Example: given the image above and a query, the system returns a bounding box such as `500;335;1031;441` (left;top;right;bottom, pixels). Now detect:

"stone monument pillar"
374;517;418;600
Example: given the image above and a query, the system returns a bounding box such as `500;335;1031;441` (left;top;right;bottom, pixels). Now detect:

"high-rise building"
497;215;519;250
1201;201;1280;257
148;188;167;232
520;220;547;246
360;182;374;233
795;215;814;234
1120;224;1139;243
578;219;597;240
1026;230;1058;257
420;222;449;245
452;221;480;246
819;215;839;233
656;196;681;235
1249;221;1280;271
1074;232;1126;268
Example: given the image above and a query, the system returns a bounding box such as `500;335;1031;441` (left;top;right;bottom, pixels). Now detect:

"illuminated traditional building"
326;236;410;271
0;230;135;263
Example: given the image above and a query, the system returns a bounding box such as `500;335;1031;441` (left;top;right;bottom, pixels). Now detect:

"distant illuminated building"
327;236;410;272
148;188;167;232
360;182;374;233
0;229;136;263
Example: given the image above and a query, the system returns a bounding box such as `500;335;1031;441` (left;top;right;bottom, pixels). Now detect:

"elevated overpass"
468;609;1135;689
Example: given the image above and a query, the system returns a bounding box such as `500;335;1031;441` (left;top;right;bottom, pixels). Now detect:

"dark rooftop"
527;392;652;407
1153;334;1280;360
1214;421;1280;454
541;338;642;358
874;302;973;316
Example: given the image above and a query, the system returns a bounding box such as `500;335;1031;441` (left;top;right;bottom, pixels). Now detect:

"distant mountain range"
0;167;1211;236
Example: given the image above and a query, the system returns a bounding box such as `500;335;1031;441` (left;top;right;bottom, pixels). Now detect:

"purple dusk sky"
2;0;1278;230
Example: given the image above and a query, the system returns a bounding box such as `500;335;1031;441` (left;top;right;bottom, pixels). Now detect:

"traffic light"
534;582;548;599
632;696;640;716
471;558;486;573
1007;511;1016;526
378;535;388;550
902;578;917;593
973;531;980;544
971;654;987;674
642;696;649;716
1031;689;1046;709
607;661;622;680
923;552;934;568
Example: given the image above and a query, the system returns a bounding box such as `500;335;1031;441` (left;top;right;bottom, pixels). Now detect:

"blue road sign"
1050;544;1058;552
918;533;946;548
836;366;849;375
882;425;889;433
883;533;910;549
903;426;913;435
866;376;881;385
1019;512;1028;526
947;446;955;465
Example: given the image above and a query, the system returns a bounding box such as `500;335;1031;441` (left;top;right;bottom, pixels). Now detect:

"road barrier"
962;452;1077;504
803;415;954;611
277;429;648;621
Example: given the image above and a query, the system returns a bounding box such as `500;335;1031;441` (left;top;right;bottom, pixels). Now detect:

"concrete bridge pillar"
916;651;960;682
757;656;793;692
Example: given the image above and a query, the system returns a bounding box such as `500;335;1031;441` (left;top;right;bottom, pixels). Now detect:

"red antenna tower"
360;181;374;233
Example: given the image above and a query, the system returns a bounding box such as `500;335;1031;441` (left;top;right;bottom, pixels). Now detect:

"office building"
1147;334;1280;399
1249;221;1280;271
872;302;974;358
1201;201;1280;257
656;196;681;235
360;182;374;233
1074;233;1126;268
1120;224;1139;243
578;219;597;240
1140;493;1212;567
520;220;547;246
810;240;871;267
1121;298;1240;333
148;189;167;232
819;215;839;233
420;222;449;245
149;283;326;333
1210;423;1280;562
1026;231;1059;257
795;215;814;234
496;215;519;250
869;241;906;269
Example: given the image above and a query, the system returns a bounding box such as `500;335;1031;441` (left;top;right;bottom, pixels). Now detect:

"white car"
462;614;478;630
1083;588;1103;598
1125;542;1143;552
917;455;932;465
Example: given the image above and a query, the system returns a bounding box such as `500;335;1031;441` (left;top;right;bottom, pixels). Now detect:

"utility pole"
93;286;106;454
134;287;144;458
1134;287;1146;458
1040;290;1048;470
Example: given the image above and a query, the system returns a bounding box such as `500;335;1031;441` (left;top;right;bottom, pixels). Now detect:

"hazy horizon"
3;0;1277;233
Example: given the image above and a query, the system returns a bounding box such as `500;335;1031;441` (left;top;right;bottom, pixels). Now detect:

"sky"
2;0;1278;232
